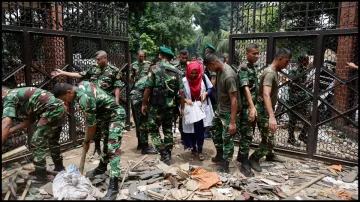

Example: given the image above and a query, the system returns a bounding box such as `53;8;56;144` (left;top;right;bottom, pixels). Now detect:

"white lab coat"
181;75;215;133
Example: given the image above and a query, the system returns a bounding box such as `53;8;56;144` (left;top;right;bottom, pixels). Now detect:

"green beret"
223;53;228;57
205;43;216;52
159;46;175;57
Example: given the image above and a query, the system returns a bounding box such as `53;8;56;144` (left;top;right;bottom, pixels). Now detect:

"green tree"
193;2;231;35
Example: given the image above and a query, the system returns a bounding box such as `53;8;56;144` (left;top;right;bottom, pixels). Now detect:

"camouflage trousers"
211;111;240;161
97;106;126;178
252;104;275;159
30;103;66;173
238;106;257;157
132;103;149;145
148;106;176;152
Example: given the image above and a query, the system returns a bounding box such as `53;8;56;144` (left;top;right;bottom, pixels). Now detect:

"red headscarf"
186;61;204;100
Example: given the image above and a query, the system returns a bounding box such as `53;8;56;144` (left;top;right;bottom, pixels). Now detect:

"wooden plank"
2;146;28;160
20;180;32;200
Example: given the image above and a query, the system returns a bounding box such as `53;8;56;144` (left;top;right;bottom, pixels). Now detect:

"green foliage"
193;2;231;35
139;33;158;58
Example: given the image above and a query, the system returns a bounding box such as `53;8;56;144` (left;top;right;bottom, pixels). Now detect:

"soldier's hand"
141;105;147;116
51;69;63;77
228;122;236;135
249;107;257;122
346;62;358;70
82;141;90;153
269;116;277;133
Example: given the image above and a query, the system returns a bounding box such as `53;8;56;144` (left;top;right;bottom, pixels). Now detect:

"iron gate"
2;2;131;156
229;2;358;165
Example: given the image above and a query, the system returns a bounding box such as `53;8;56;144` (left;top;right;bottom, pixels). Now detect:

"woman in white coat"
182;61;214;161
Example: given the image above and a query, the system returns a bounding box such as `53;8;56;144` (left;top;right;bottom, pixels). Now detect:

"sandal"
198;153;205;161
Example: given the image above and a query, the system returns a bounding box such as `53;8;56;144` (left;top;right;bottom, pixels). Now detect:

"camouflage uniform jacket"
130;76;148;105
144;60;184;109
79;64;122;95
130;61;151;83
2;87;64;121
75;81;123;127
238;62;259;108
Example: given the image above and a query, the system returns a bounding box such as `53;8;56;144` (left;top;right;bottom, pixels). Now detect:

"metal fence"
230;2;358;165
2;2;130;154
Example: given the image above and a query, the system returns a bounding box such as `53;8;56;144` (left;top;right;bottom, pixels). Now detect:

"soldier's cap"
205;43;216;52
223;53;228;58
159;46;175;57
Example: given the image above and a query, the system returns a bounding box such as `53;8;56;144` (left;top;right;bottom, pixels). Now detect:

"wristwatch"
83;140;90;144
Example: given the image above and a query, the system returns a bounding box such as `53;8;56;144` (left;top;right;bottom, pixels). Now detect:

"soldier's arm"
244;87;256;109
262;73;275;118
2;117;13;144
78;95;97;142
113;70;122;105
52;69;82;78
142;69;155;108
9;118;31;134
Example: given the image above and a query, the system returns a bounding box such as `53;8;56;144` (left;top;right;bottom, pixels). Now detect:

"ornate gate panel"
230;2;358;165
2;2;130;156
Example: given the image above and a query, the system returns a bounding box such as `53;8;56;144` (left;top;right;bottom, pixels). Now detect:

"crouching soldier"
2;87;66;184
53;81;126;200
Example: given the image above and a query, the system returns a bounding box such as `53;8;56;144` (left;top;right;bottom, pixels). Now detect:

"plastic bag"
53;164;104;200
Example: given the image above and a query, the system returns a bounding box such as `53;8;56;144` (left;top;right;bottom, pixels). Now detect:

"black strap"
202;73;210;106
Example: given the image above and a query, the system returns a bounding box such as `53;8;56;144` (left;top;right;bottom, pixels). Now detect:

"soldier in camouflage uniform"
130;50;155;152
52;50;122;156
54;81;126;200
141;46;185;165
203;53;241;173
236;44;260;177
248;48;292;173
287;54;311;146
2;87;66;183
130;75;157;154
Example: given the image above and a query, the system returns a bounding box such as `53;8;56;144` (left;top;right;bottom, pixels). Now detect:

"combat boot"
137;139;141;150
211;150;223;163
29;169;51;187
160;150;171;165
217;159;230;173
86;161;108;179
141;143;158;154
266;153;285;163
165;146;173;158
239;156;255;177
53;158;65;172
249;154;262;172
102;177;119;200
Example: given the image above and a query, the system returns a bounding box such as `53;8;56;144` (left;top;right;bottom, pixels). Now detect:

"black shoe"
102;177;119;200
211;151;223;163
86;161;108;179
217;159;230;173
266;153;285;163
141;144;158;154
53;158;65;172
249;155;262;172
53;165;65;172
160;150;171;165
239;156;255;177
29;170;51;186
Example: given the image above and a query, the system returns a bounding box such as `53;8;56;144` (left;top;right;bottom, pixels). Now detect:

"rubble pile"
2;146;358;200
